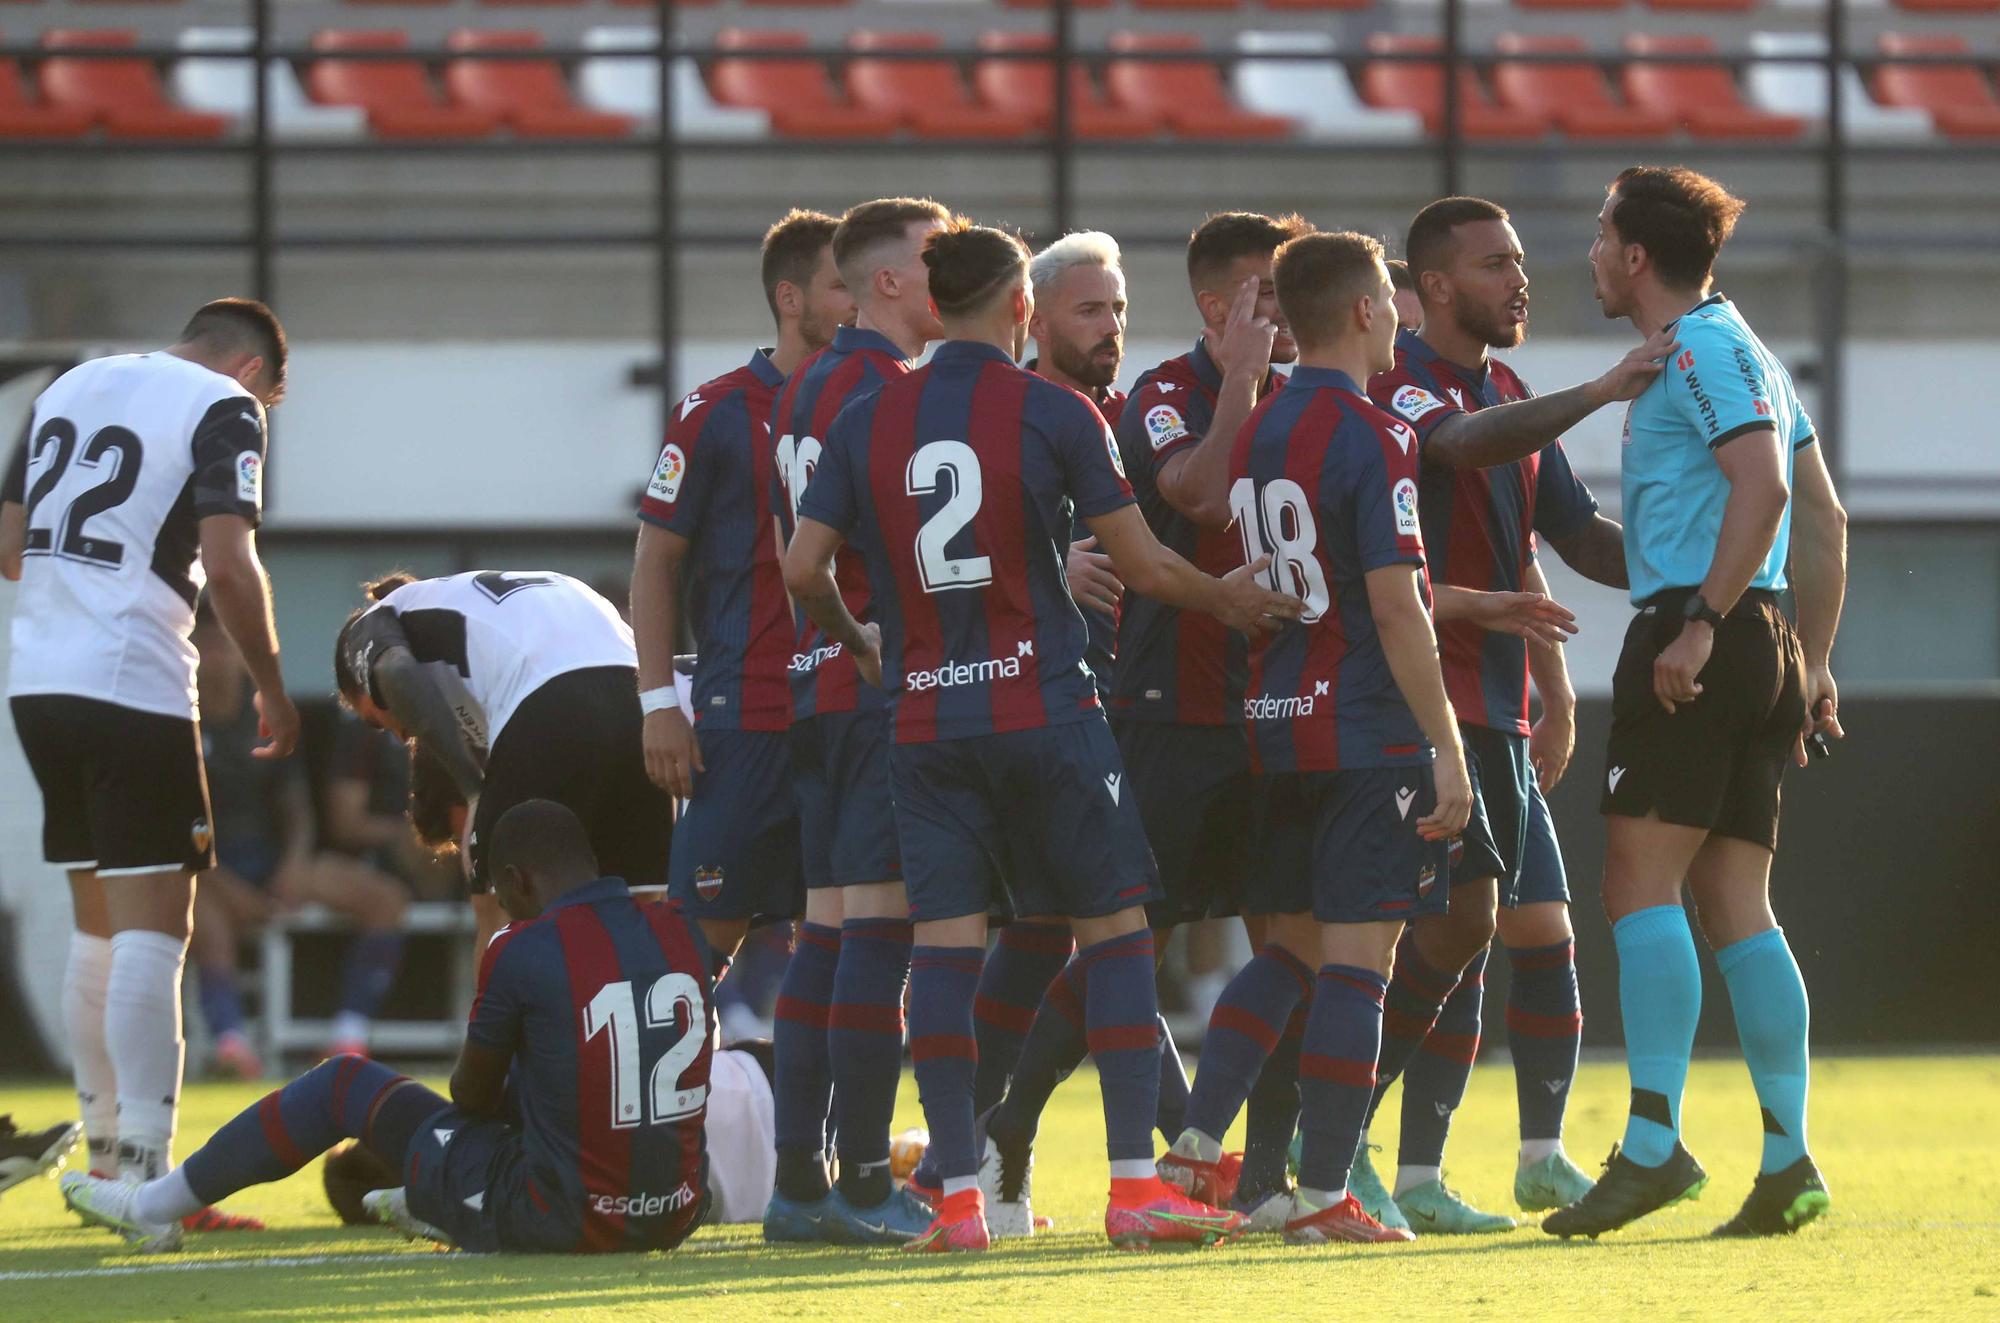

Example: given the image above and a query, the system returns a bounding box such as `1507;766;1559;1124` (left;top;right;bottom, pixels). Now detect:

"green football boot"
1712;1157;1831;1237
1347;1144;1412;1233
1394;1177;1517;1235
1516;1149;1596;1213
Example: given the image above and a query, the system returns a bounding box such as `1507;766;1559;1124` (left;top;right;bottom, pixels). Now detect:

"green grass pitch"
4;1055;1997;1321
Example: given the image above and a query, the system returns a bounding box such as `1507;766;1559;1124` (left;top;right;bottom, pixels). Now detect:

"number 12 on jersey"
582;973;707;1130
1231;477;1328;624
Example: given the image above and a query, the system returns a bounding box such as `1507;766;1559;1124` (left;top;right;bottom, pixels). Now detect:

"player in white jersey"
1;299;297;1197
332;569;674;946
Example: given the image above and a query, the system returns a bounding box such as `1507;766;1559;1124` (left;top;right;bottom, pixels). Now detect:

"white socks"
1393;1164;1441;1197
1109;1159;1156;1181
106;930;189;1169
63;933;117;1171
1519;1138;1563;1167
134;1167;202;1226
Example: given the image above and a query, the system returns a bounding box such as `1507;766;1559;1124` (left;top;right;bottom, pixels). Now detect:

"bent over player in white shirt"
1;299;298;1210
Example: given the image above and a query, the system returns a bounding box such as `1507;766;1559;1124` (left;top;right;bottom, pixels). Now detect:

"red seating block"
0;42;90;137
846;30;1032;138
1622;33;1803;138
310;29;499;138
446;30;631;137
39;29;228;138
1361;33;1549;139
974;31;1161;139
1493;34;1675;138
1105;32;1292;139
709;29;896;137
1132;0;1242;10
1514;0;1625;8
1874;34;2000;138
1640;0;1755;9
1888;0;1998;10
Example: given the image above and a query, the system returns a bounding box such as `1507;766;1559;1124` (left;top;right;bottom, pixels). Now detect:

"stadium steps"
1873;33;2000;138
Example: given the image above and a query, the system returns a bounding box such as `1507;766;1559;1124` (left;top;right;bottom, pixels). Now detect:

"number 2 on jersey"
23;417;146;569
906;440;991;593
582;973;707;1130
1230;477;1329;623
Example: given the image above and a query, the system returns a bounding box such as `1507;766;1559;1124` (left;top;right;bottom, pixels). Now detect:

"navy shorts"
404;1106;573;1254
1455;723;1526;889
669;728;804;922
889;717;1163;924
1508;779;1570;908
1244;766;1453;925
791;709;902;889
1112;718;1251;928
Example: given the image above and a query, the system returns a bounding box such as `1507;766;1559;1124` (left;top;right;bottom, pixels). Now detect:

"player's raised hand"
1468;590;1579;649
1419;747;1474;841
1203;275;1277;381
853;621;885;689
1590;325;1680;405
644;707;703;800
1793;663;1845;766
1066;536;1124;617
252;688;300;759
1216;556;1307;639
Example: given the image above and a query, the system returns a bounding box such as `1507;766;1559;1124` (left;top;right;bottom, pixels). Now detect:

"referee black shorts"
1600;588;1808;852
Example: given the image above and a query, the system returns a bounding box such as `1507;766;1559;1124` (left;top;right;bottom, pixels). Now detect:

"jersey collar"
832;324;910;362
1665;291;1728;334
747;347;785;388
930;339;1015;368
1399;326;1488;387
540;876;630;914
1286;365;1362;395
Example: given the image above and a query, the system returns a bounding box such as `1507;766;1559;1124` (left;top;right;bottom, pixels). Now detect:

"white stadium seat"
1747;31;1932;142
580;27;771;141
1234;31;1424;143
174;27;368;141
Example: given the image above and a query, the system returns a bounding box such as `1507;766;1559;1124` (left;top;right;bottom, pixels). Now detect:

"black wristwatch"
1682;593;1725;629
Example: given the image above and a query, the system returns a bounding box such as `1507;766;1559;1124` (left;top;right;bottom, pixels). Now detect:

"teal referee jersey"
1620;294;1816;604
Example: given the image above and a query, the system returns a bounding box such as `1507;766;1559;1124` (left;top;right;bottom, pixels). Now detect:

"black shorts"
1245;766;1453;925
1458;722;1528;895
1112;718;1252;928
668;728;804;923
11;694;215;875
1601;589;1808;852
467;666;674;893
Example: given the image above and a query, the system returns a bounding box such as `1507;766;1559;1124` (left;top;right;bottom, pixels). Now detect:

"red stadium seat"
1361;33;1549;139
1260;0;1372;8
1132;0;1242;10
709;29;897;138
743;0;849;6
38;29;229;138
309;30;500;138
997;0;1114;9
974;31;1162;139
1622;34;1803;138
1104;32;1293;139
445;31;632;137
846;31;1033;138
1887;0;1998;9
1873;34;2000;138
1638;0;1754;9
0;43;90;136
1493;34;1675;138
1514;0;1625;8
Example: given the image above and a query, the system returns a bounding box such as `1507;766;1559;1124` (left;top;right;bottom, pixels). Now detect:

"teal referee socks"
1718;927;1812;1174
1614;905;1702;1168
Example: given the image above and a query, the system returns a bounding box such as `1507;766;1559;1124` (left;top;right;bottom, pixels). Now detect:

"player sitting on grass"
61;799;717;1255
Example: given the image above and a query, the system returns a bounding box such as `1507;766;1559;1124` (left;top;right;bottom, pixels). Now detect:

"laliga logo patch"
1391;385;1442;421
191;818;213;854
1144;404;1188;452
694;866;725;902
649;444;688;504
235;451;262;505
1392;478;1420;537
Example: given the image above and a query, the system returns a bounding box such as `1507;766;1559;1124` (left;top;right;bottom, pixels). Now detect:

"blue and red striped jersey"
468;878;714;1252
769;325;911;723
1229;367;1432;775
1022;361;1128;694
639;349;792;732
798;340;1135;744
1369;329;1599;735
1108;340;1263;726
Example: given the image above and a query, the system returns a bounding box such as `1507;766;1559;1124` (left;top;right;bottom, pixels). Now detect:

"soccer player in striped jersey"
1158;231;1574;1245
784;222;1301;1251
637;209;850;957
63;800;716;1255
763;196;951;1245
1354;196;1649;1231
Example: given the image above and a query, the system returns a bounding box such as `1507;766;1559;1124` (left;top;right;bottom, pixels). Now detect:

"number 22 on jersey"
582;973;706;1130
1231;477;1329;623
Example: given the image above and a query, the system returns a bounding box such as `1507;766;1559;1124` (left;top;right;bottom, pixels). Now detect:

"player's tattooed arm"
782;516;884;687
1425;326;1679;471
1548;513;1630;590
373;648;488;799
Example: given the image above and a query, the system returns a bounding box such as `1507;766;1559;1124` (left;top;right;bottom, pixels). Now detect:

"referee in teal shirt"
1546;168;1849;1240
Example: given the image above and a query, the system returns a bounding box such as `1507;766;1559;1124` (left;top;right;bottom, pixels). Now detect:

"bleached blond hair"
1029;231;1123;298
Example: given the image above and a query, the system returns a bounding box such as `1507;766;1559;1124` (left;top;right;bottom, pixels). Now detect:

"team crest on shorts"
190;818;213;854
1417;864;1437;895
694;867;725;902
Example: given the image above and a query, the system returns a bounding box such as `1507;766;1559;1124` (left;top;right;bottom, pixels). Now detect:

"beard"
799;309;839;353
1462;302;1527;350
1051;335;1120;390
